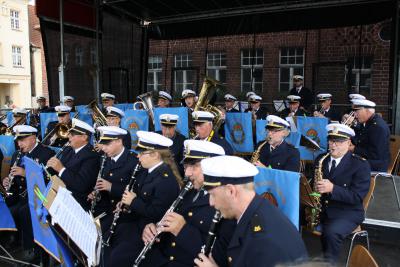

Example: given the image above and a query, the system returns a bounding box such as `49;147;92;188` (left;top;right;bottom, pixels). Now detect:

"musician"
349;99;390;172
315;123;371;261
108;131;181;266
289;75;313;111
43;105;72;147
192;111;233;155
181;89;197;110
90;126;138;233
104;106;131;150
2;125;55;260
224;94;239;113
156;114;186;173
101;93;116;114
280;95;307;118
313;93;341;122
195;156;308;267
253;115;300;172
247;94;268;120
141;140;226;267
35;95;52;113
158;91;173;108
63;96;76;112
342;93;366;134
11;108;29;127
244;91;256;112
46;118;100;211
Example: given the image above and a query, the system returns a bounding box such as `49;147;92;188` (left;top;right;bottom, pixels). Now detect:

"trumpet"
90;155;107;214
133;181;194;267
341;111;356;127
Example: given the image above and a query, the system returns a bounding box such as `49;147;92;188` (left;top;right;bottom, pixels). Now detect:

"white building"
0;0;31;109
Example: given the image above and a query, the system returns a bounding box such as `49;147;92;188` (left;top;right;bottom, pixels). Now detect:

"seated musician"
62;96;76;112
105;106;131;150
158;91;173;108
253;115;300;172
349;99;390;172
141;140;226;267
314;123;370;261
244;91;256;112
2;125;54;261
101;93;116;114
108;131;181;266
195;156;308;267
247;94;268;120
156;114;186;173
90;126;138;234
8;108;29;131
224;94;239;113
43;105;72;147
280;95;307;118
313;93;341;122
192;111;233;155
46;118;100;211
181;89;197;111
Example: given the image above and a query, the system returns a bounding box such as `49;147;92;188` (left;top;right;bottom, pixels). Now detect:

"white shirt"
148;161;163;174
112;148;125;162
329;155;344;171
296;86;303;93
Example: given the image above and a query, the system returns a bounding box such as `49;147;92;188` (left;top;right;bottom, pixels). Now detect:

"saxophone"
304;152;330;232
250;138;270;164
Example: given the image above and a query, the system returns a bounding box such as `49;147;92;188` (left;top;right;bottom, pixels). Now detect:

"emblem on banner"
230;123;245;144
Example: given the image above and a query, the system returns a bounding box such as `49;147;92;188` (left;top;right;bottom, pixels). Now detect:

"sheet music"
286;117;297;132
48;187;99;266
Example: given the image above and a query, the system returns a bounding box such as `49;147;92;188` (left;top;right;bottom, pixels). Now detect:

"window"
279;47;304;91
345;56;372;95
75;46;83;66
241;49;263;92
12;46;22;67
174;54;195;94
207;52;227;84
90;45;97;65
147;56;163;91
10;10;19;30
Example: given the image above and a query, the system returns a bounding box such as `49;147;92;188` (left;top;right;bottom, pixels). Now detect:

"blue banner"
153;107;189;138
23;157;63;263
255;119;267;144
0;196;16;231
285;131;302;148
224;113;253;153
296;117;328;160
40;112;58;139
254;167;300;229
121;110;149;149
115;103;133;111
0;136;16;178
6;111;30;126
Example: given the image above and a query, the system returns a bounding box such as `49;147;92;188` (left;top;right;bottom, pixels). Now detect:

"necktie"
329;160;336;177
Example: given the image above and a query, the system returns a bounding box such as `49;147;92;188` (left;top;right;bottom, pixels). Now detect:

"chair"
372;134;400;209
345;176;376;267
347;245;379;267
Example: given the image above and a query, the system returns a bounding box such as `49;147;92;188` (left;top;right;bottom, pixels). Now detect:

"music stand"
300;135;321;151
273;100;287;112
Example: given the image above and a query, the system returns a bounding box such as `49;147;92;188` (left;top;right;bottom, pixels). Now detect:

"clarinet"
90;155;107;214
103;162;142;247
200;210;222;256
133;181;194;267
6;151;23;194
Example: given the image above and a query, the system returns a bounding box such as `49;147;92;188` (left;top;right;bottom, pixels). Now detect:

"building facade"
0;0;31;109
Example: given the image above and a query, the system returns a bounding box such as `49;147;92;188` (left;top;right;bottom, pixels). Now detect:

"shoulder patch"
251;213;264;233
352;153;366;161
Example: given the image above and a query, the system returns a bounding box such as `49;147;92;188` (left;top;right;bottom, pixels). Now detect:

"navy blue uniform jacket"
257;140;300;172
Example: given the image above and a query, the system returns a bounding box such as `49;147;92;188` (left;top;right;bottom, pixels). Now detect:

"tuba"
87;100;107;127
136;92;155;126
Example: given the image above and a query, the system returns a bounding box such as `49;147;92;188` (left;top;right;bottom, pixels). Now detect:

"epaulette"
352;153;366;161
251;213;264;233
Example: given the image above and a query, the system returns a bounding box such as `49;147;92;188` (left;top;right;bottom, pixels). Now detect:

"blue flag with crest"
254;167;300;229
0;135;16;178
0;196;16;231
154;107;189;138
121;110;149;149
296;117;328;160
224;113;253;153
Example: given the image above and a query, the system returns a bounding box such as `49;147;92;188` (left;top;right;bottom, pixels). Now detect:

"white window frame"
10;9;19;30
174;54;194;93
147;56;163;91
206;52;227;84
279;47;304;91
345;56;372;93
12;45;22;67
240;49;264;92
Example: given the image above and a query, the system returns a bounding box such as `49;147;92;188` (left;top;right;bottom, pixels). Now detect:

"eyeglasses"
328;139;348;145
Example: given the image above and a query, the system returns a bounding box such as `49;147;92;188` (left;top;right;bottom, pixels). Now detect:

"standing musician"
89;126;138;234
158;91;173;108
280;95;307;118
224;94;239;113
156;114;186;173
140;140;226;267
31;96;52;133
247;94;268;120
244;91;256;112
195;156;308;267
181;89;197;111
192;111;233;155
101;93;116;114
104;106;131;150
349;99;390;172
313;93;341;122
43;105;72;147
315;123;370;261
2;125;55;261
35;95;52;113
62;96;76;112
108;131;181;266
288;75;313;111
253;115;300;172
46;118;100;211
